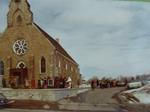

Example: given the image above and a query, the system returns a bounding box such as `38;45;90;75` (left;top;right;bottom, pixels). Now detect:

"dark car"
0;93;8;106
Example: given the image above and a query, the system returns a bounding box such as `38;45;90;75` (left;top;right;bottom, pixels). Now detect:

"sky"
1;0;150;79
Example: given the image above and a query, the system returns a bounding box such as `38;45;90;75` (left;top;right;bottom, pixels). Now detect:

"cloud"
1;0;150;79
0;0;8;32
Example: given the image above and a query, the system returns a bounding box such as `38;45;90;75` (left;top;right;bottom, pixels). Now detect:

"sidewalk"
5;100;59;110
59;102;117;111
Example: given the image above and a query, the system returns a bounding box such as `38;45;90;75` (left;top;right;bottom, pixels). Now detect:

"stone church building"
0;0;80;88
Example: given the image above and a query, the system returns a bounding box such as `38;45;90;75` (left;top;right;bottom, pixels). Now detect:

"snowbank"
121;84;150;104
79;84;91;88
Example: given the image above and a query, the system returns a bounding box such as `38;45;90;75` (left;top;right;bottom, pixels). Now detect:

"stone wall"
0;88;89;101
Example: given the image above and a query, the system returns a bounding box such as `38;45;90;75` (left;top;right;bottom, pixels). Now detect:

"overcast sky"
1;0;150;79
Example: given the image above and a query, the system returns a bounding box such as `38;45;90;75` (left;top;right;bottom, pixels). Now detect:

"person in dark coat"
91;80;95;90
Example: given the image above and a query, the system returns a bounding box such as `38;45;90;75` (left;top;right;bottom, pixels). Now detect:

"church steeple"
7;0;33;27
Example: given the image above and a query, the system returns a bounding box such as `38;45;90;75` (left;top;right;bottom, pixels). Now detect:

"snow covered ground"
121;84;150;104
79;84;91;88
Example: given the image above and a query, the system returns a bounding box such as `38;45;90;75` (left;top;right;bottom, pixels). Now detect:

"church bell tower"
7;0;33;27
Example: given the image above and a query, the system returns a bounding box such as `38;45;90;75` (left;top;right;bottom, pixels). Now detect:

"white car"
127;82;142;89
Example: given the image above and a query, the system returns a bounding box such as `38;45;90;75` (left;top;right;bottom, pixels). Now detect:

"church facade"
0;0;80;88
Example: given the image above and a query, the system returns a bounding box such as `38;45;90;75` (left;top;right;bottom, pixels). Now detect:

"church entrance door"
10;68;28;88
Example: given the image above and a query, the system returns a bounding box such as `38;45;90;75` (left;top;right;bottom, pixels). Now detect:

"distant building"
0;0;80;88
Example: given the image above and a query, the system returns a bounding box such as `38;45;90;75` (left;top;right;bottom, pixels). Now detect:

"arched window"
41;57;46;73
14;0;20;3
58;60;61;68
16;61;26;69
16;15;22;25
65;64;68;70
0;60;4;75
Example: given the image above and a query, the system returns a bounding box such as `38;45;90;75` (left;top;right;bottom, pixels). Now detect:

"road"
0;109;68;112
68;87;125;104
58;87;127;112
0;109;119;112
1;87;129;112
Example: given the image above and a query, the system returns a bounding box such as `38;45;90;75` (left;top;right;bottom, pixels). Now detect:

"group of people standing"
36;76;72;89
90;79;126;89
1;76;73;89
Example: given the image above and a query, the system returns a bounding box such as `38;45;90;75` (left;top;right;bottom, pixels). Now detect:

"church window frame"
0;60;4;75
16;15;22;25
58;60;61;68
71;66;73;72
40;57;46;74
16;61;26;69
14;0;21;3
65;63;68;70
13;39;28;56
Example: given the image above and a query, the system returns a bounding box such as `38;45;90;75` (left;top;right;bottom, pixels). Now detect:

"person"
43;77;48;89
40;78;44;88
54;76;60;88
96;80;99;88
91;80;95;90
59;76;65;88
9;79;16;89
38;79;41;89
66;77;72;88
25;79;30;89
47;77;52;88
31;79;36;89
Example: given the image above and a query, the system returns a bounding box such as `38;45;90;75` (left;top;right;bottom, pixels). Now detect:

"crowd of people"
38;76;73;89
90;78;127;89
37;76;70;89
2;76;73;89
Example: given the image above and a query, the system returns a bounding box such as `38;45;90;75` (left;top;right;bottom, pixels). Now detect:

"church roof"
34;23;77;65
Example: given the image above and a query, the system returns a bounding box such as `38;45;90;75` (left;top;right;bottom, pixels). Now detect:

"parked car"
0;93;8;106
127;81;142;89
116;81;126;87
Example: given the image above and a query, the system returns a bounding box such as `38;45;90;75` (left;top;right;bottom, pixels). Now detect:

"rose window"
13;39;28;55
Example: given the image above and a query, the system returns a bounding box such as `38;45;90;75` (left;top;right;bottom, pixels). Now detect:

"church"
0;0;80;88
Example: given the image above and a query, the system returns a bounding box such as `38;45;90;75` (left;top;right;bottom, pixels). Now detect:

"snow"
123;84;150;104
79;84;91;88
134;92;150;103
66;77;72;82
77;88;89;94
